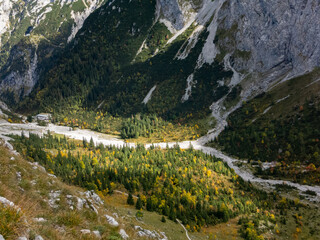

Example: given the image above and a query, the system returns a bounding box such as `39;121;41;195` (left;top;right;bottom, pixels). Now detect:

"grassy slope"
242;68;320;121
0;142;119;239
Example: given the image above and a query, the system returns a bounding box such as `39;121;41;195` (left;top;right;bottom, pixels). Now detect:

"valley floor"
1;119;320;240
1;140;226;240
1;120;320;203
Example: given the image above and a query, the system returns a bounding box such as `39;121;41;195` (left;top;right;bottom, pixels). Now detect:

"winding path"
1;120;320;202
176;219;192;240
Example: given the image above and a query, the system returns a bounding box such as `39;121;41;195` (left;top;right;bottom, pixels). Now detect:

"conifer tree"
127;193;134;205
89;137;95;148
169;207;176;221
83;138;87;148
136;195;143;210
146;197;152;211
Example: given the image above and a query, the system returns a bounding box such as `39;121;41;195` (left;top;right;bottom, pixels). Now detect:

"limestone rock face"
0;44;38;101
160;0;320;112
215;0;320;94
158;0;185;30
148;0;320;102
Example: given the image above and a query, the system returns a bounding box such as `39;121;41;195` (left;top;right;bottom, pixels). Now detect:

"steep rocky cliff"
151;0;320;121
215;0;320;97
159;0;320;86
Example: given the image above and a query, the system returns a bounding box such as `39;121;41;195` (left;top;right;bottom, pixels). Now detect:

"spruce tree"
83;138;87;148
169;207;176;221
146;197;152;211
136;195;143;210
127;193;134;205
89;137;95;148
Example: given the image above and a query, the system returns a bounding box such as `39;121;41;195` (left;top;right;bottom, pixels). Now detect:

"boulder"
119;229;129;239
80;229;91;234
105;215;119;227
93;230;101;238
33;217;47;223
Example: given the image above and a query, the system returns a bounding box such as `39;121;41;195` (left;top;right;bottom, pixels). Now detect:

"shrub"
57;211;82;227
27;115;33;122
37;120;48;126
304;190;317;196
0;204;23;238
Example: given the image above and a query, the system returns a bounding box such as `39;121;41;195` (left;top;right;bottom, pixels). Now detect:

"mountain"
2;1;320;239
0;0;105;102
11;0;319;186
10;0;319;123
1;0;320;188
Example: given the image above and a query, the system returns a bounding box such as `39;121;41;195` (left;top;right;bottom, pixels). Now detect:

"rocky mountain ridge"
1;0;320;122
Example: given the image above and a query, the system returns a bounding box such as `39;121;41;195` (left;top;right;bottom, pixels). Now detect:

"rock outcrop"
105;215;119;227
